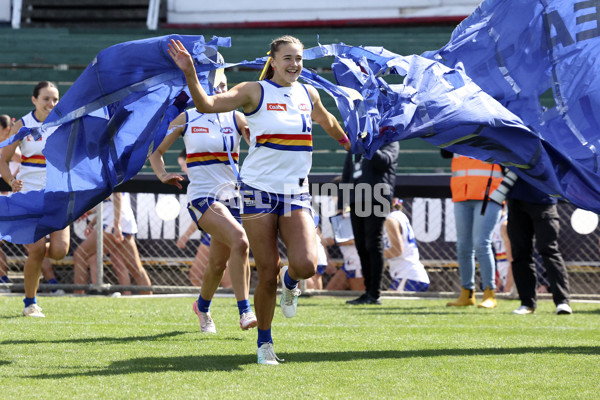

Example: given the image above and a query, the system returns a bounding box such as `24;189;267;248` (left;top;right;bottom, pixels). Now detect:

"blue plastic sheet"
4;1;600;243
422;0;600;213
0;35;226;243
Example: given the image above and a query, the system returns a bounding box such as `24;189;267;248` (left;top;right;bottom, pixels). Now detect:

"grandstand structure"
0;23;454;174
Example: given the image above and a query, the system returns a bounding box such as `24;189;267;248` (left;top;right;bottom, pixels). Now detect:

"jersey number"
301;114;312;133
405;223;416;245
222;135;235;152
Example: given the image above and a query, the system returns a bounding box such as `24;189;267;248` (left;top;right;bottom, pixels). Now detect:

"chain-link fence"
2;179;600;296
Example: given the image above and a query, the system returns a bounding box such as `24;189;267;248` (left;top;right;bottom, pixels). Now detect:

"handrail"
146;0;160;30
11;0;22;29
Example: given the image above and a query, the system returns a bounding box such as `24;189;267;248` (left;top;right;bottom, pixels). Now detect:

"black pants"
507;199;570;308
350;203;386;299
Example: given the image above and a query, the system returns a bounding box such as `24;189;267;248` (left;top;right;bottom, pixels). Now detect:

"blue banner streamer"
3;3;600;244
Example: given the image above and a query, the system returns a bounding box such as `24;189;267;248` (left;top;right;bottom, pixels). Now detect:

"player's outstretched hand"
159;172;184;190
168;39;194;75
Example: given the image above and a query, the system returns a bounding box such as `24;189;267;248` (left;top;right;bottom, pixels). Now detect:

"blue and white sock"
237;299;251;315
257;327;272;347
197;295;211;313
23;297;37;307
283;269;299;290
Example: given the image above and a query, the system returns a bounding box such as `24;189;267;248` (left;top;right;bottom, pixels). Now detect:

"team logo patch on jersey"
221;127;234;134
267;103;287;111
192;127;209;134
299;103;310;112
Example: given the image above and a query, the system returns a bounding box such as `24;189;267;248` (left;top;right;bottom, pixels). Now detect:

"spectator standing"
73;192;153;295
507;179;572;315
340;142;399;305
444;152;503;309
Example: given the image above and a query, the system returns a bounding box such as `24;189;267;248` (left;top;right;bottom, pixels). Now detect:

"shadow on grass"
0;331;245;345
0;315;25;320
299;304;455;314
365;308;503;315
570;308;600;315
344;305;481;315
29;345;600;377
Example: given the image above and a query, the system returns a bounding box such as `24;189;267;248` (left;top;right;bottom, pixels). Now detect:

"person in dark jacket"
338;142;399;305
507;179;572;315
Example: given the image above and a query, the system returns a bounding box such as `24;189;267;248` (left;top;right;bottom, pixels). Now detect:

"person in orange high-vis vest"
446;153;504;308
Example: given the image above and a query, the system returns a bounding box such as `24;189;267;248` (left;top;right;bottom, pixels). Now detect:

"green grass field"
1;295;599;399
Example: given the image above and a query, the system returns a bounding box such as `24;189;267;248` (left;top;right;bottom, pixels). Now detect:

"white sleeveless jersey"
102;193;137;235
492;213;510;286
17;111;57;191
0;157;19;179
183;109;241;203
383;210;429;283
241;79;313;195
339;244;361;272
9;161;19;176
316;235;328;266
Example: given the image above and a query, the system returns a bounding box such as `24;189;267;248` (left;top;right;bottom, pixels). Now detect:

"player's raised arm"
168;39;258;114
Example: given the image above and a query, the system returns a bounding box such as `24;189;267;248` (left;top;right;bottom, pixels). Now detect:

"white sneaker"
23;304;45;318
280;265;301;318
257;343;283;365
192;300;216;333
556;303;573;315
512;305;535;315
239;311;258;330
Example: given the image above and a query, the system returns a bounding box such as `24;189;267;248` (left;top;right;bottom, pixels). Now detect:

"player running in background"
150;69;257;333
0;82;70;317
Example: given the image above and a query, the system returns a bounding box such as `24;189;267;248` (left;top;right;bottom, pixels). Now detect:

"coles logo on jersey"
192;127;209;134
299;103;310;112
267;103;287;111
221;127;234;134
